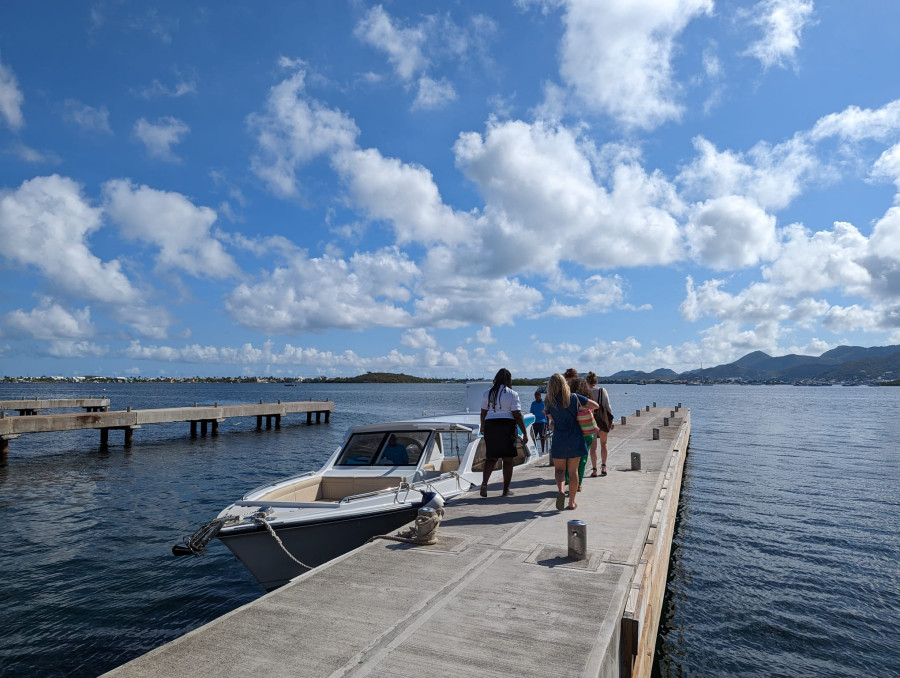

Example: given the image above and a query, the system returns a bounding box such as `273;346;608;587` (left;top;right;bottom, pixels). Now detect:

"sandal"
480;483;488;497
589;467;598;477
555;491;566;511
566;504;577;510
600;464;607;477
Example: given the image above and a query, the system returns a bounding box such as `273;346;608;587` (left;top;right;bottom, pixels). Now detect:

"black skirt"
483;417;517;458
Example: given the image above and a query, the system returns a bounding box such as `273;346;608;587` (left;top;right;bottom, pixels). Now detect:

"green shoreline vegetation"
0;372;547;386
2;372;897;386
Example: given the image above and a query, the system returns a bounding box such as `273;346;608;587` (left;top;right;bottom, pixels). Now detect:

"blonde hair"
546;373;571;409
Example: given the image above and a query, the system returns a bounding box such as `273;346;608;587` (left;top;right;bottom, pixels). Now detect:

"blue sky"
1;1;900;379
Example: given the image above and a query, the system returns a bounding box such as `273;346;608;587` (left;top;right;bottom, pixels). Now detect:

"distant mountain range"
607;345;900;384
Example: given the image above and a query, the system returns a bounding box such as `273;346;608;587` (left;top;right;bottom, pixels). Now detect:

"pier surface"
0;397;110;414
0;400;334;453
106;406;689;678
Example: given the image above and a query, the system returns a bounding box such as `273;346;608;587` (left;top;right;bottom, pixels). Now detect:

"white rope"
252;514;314;570
368;507;444;545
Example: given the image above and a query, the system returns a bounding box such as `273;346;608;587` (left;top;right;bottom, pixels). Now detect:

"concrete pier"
0;397;110;415
105;405;689;678
0;400;334;453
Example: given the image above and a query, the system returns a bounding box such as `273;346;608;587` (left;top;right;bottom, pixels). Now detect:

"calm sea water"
0;382;897;677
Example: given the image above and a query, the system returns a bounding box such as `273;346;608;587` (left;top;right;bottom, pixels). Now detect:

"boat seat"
259;476;323;502
319;476;404;501
440;458;460;472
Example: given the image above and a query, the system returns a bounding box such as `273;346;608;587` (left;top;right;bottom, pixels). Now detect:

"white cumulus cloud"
556;0;713;130
685;195;778;270
0;50;24;131
103;179;240;279
247;63;359;198
741;0;815;69
133;116;189;161
224;248;417;334
332;147;474;245
5;298;94;340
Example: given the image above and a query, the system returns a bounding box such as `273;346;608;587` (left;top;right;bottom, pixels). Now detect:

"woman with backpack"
585;371;614;477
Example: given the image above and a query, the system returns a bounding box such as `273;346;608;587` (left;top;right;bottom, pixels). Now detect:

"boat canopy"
346;421;475;434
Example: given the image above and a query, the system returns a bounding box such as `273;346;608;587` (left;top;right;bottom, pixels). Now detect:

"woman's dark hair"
571;378;590;398
488;368;512;410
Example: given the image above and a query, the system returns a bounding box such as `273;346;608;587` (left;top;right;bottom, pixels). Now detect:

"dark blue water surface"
0;383;897;677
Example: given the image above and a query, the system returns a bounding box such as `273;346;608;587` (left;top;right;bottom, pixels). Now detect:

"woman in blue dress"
544;373;598;510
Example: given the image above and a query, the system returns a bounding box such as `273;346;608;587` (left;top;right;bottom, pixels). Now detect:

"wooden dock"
105;404;690;678
0;399;334;454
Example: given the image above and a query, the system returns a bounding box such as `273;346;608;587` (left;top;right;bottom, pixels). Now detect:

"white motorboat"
175;384;546;590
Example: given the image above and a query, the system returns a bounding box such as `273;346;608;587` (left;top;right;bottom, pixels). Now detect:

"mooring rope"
172;517;229;556
367;507;444;546
251;513;314;571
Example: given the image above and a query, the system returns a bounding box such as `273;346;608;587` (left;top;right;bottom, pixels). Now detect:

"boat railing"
338;481;413;504
338;470;470;504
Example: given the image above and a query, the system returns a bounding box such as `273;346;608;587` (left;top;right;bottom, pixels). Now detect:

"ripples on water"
0;383;898;677
653;385;900;678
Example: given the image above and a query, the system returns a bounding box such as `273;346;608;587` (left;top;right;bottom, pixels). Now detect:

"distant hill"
335;372;438;383
655;344;900;384
609;368;679;380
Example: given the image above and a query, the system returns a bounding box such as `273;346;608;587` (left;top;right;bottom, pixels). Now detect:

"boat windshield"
335;430;431;467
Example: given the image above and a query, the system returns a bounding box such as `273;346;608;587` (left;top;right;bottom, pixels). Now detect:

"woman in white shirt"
479;368;528;497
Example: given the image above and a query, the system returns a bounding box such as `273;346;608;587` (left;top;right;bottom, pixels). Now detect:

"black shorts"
532;421;548;437
483;418;517;458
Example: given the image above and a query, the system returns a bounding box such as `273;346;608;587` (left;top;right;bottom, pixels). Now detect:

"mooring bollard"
664;417;669;426
645;405;650;412
653;402;656;407
635;409;641;417
568;519;587;560
621;416;627;425
631;451;641;470
652;428;659;440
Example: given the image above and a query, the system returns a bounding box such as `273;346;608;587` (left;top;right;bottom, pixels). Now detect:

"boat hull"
218;505;421;590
